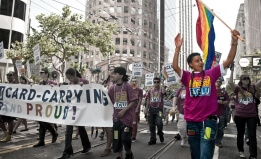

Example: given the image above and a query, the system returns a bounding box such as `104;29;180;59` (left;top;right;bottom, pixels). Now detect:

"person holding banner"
172;29;240;159
100;65;115;157
57;68;91;159
108;67;137;159
0;71;18;142
145;77;166;145
130;78;143;143
13;76;30;134
33;68;58;147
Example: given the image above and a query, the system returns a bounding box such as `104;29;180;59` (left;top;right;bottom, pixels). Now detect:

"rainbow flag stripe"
196;0;215;70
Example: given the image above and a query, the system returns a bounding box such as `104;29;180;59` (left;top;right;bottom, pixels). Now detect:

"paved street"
1;116;261;159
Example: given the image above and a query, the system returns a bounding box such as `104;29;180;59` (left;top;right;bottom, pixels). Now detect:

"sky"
30;0;245;81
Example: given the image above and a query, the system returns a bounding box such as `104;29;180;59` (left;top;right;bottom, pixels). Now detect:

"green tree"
6;6;116;81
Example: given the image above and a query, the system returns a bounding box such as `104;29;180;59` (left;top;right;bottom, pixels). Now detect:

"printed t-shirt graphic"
237;91;254;105
189;76;211;97
114;91;128;109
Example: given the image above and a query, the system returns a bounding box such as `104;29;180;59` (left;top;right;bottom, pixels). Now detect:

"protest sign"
132;62;142;77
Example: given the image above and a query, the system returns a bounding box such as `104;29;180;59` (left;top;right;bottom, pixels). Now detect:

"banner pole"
199;0;244;42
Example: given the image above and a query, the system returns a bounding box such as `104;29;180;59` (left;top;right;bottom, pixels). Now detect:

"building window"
131;17;135;25
123;29;128;34
11;30;24;47
86;62;89;68
0;29;10;49
131;7;136;14
130;38;135;46
137;50;141;57
117;0;121;2
123;17;128;23
143;51;146;58
122;49;127;56
124;6;128;13
115;38;120;45
117;6;122;13
138;18;142;26
144;20;147;26
149;21;152;29
115;49;120;56
14;0;26;21
123;38;128;45
0;0;13;16
137;40;141;47
130;49;134;56
143;62;147;67
143;41;147;48
99;1;101;5
110;6;114;13
124;0;129;2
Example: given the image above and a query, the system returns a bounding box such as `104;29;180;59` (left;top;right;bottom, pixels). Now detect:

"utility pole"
159;0;165;74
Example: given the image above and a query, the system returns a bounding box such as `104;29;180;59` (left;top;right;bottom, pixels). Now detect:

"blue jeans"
187;119;217;159
215;116;225;144
148;107;163;141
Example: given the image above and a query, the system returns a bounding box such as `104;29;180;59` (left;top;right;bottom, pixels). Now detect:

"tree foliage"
6;6;117;80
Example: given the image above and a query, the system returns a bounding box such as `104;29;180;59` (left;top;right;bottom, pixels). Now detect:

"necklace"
190;71;205;98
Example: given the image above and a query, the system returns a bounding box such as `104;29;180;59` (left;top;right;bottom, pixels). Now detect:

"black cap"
114;67;126;75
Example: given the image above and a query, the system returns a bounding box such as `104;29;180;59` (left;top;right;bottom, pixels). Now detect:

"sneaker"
125;152;134;159
1;131;8;140
181;137;187;147
158;132;164;142
116;157;122;159
57;154;71;159
245;139;250;145
100;148;111;157
148;140;156;145
33;141;45;147
174;133;181;140
81;147;91;154
99;132;105;140
52;132;58;143
20;128;29;132
215;143;223;148
0;134;11;142
131;138;136;143
239;151;245;158
72;136;79;140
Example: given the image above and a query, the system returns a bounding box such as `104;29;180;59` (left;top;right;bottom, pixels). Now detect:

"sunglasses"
132;81;137;83
7;74;13;76
241;77;250;80
154;81;160;83
40;72;46;74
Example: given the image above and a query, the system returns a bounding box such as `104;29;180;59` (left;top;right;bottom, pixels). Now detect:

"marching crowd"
0;29;260;159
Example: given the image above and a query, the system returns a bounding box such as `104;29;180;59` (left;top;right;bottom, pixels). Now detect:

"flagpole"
199;0;244;42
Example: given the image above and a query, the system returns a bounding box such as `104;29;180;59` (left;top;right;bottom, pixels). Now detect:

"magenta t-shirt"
234;86;257;118
216;89;229;116
175;87;186;114
108;82;138;127
133;87;143;109
147;88;164;109
181;65;221;122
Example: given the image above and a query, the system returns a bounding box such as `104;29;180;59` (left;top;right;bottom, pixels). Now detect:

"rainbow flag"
196;0;215;70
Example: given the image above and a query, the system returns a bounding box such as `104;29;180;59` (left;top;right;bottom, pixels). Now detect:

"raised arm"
223;30;240;68
172;33;183;77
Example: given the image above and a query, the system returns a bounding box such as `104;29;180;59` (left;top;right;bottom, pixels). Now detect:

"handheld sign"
132;62;142;77
0;41;4;59
33;44;41;65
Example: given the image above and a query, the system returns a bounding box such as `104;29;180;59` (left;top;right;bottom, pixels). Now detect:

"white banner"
33;44;41;65
0;84;113;127
0;41;4;59
163;64;180;85
132;62;142;77
145;73;154;86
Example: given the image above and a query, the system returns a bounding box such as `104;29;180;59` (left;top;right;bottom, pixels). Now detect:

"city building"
234;3;246;79
178;0;193;71
84;0;159;85
0;0;31;82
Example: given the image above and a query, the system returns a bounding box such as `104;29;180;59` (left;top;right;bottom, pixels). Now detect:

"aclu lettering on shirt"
189;76;211;97
238;91;254;105
114;91;128;109
151;97;160;102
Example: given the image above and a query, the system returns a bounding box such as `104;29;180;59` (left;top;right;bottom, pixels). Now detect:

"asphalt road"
1;116;261;159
